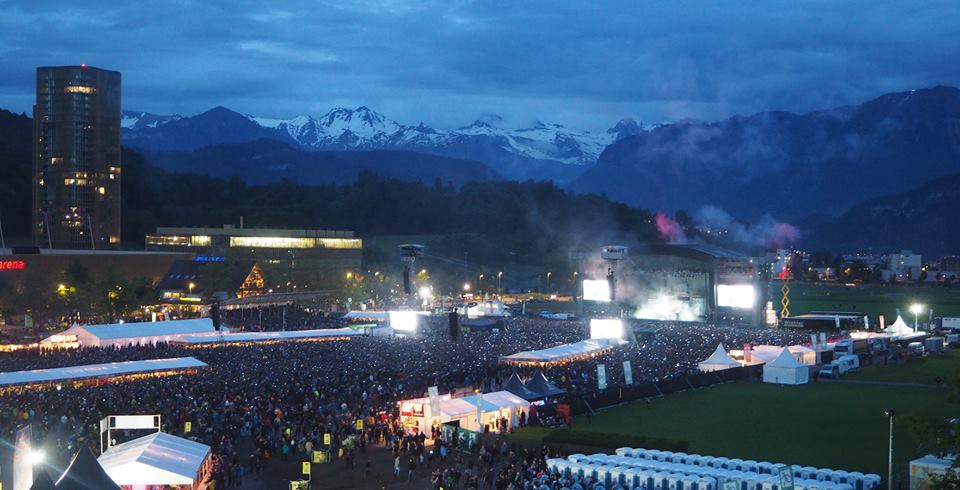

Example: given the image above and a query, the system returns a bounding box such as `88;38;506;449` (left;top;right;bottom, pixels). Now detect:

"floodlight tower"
399;244;425;296
600;245;628;302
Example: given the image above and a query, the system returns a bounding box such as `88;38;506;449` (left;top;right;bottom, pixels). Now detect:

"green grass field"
782;282;960;319
845;350;960;384
516;381;956;478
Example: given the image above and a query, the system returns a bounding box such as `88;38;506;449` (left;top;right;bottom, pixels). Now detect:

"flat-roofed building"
145;226;362;291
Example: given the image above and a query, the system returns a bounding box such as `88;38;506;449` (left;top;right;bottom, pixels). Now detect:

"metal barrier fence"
559;365;762;415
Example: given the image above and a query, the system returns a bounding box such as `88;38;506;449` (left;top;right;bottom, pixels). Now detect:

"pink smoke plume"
769;222;800;249
655;212;687;244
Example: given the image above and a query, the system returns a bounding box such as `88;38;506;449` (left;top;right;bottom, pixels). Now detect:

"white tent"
0;357;207;387
175;327;361;345
41;318;218;348
888;315;914;335
499;339;626;365
398;390;530;434
98;432;211;489
762;348;809;385
698;344;741;372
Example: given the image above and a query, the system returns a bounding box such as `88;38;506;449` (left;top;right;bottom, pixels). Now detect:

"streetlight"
909;303;924;331
463;283;471;292
497;271;503;295
883;408;895;489
546;272;552;294
188;282;195;295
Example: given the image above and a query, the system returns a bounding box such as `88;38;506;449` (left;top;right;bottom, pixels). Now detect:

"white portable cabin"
756;462;775;475
568;453;587;463
671;453;688;464
617;447;632;457
815;468;832;481
742;460;759;473
623;468;641;489
697;477;716;490
728;458;744;471
667;473;684;490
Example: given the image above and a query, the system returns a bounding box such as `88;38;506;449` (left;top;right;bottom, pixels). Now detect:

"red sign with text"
0;260;25;271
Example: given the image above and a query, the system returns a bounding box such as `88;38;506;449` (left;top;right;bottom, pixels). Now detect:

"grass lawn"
517;381;957;478
846;350;960;384
783;282;960;319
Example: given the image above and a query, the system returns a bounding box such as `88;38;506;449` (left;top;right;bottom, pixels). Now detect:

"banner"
597;364;607;390
302;461;311;475
323;433;331;446
13;425;32;490
427;386;441;422
863;315;869;330
880;315;886;330
778;466;795;490
184;422;192;433
622;361;633;385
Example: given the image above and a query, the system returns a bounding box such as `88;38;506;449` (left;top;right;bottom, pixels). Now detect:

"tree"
910;372;960;488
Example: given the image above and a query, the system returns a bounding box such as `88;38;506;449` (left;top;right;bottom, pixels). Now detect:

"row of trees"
0;262;155;331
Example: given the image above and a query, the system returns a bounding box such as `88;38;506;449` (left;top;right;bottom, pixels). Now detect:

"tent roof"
0;357;207;387
29;467;57;490
343;311;389;320
889;315;914;334
525;371;566;397
500;339;624;363
55;446;122;490
699;344;740;368
503;373;540;400
98;432;210;486
176;327;360;344
767;348;804;368
43;319;216;343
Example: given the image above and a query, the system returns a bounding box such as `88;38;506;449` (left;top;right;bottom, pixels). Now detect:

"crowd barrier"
559;365;762;415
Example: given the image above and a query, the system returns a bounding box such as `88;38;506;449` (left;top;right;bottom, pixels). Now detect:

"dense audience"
0;317;817;488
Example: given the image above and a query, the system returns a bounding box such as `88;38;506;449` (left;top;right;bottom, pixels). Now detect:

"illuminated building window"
97;187;106;195
228;236;362;249
64;85;96;94
230;236;316;249
319;238;362;249
109;236;120;244
63;178;90;186
191;235;211;246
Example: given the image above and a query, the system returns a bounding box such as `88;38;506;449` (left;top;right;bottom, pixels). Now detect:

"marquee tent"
524;371;566;398
41;319;218;348
503;373;540;400
174;327;361;345
399;390;530;434
0;357;207;388
98;432;211;489
54;446;122;490
499;339;625;366
762;348;809;385
29;467;56;490
888;315;914;335
698;344;740;372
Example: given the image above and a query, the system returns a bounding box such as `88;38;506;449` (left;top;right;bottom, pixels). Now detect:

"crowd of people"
0;316;820;488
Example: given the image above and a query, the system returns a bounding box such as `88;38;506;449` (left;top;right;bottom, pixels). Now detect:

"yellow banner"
184;422;192;433
324;433;331;446
302;461;311;475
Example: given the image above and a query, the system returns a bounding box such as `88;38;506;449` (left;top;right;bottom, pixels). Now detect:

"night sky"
1;0;957;130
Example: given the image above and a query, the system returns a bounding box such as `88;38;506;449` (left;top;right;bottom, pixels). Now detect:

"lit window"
230;236;317;249
97;187;105;195
64;85;96;94
318;238;362;249
191;235;211;247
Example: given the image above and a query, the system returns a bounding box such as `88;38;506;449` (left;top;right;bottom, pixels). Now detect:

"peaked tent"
698;344;741;372
888;315;914;335
29;467;57;490
503;373;540;400
762;348;809;385
55;446;122;490
524;371;566;398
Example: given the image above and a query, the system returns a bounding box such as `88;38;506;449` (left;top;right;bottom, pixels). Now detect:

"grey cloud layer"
0;0;957;130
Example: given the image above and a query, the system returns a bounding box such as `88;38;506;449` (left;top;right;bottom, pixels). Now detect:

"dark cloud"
0;0;957;130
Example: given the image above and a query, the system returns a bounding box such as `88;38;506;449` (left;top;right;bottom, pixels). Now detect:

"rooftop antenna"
0;215;5;249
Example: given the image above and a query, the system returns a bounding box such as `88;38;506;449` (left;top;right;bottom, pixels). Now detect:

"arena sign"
0;260;26;270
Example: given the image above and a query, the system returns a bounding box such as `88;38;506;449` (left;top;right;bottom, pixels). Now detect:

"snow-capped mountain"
248;106;629;167
121;110;182;131
121;105;641;182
